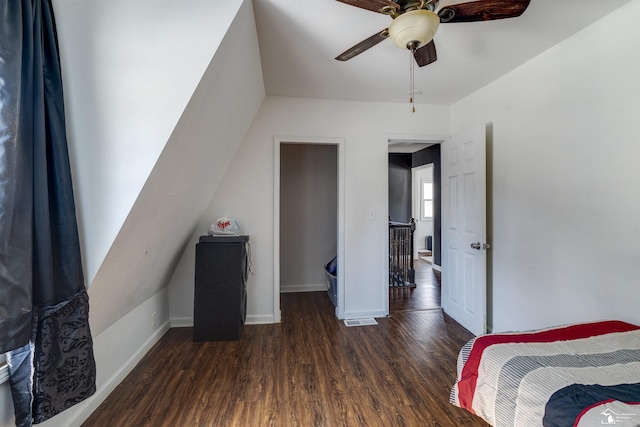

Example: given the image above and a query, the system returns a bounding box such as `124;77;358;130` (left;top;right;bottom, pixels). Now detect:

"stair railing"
388;218;416;287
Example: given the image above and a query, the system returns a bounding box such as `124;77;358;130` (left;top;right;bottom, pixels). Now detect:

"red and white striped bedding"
450;320;640;427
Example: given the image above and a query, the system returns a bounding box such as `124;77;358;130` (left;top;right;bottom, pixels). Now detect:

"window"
421;179;433;220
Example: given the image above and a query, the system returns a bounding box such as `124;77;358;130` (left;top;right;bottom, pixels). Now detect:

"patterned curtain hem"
7;288;96;425
32;287;96;424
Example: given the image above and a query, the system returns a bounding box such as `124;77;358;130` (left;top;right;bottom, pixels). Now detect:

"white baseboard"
342;309;387;320
280;283;327;293
171;314;278;327
44;320;170;427
246;314;278;325
432;263;441;272
170;317;193;327
89;320;171;407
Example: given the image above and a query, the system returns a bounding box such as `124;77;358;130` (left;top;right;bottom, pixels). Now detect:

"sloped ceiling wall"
55;0;246;283
55;0;265;335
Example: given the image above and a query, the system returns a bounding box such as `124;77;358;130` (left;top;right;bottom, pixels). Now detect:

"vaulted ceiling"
254;0;632;105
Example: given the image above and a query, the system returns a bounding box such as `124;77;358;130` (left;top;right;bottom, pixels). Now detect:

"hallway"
389;258;441;313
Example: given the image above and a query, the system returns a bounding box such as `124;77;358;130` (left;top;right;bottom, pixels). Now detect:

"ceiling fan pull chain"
410;47;416;113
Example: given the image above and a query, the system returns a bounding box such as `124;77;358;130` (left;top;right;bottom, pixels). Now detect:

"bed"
450;320;640;426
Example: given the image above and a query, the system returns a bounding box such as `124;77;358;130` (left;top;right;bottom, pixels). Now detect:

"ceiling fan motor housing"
388;9;440;50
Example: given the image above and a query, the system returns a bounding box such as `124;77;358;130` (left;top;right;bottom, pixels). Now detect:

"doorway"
273;137;345;322
388;141;442;313
279;143;337;294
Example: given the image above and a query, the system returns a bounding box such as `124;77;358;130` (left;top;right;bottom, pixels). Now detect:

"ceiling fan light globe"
388;9;440;50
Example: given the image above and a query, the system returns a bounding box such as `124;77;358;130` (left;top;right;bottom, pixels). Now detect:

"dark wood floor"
83;283;488;426
389;258;441;313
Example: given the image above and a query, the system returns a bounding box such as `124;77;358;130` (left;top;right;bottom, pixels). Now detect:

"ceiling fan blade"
336;29;389;61
335;0;400;14
438;0;530;23
414;40;437;67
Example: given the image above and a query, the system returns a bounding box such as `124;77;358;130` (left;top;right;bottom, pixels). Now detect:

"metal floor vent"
344;318;378;327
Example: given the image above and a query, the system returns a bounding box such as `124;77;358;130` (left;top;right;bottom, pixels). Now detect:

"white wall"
53;0;266;337
451;0;640;332
54;0;244;284
280;144;338;293
169;97;450;323
84;0;265;337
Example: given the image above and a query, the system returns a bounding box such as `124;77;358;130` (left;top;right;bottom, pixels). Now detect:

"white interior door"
441;125;487;336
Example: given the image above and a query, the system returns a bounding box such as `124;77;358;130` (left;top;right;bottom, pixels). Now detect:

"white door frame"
385;133;446;315
411;163;435;260
273;136;346;322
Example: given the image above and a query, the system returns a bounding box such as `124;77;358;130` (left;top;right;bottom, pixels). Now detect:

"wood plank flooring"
389;258;441;313
83;290;488;426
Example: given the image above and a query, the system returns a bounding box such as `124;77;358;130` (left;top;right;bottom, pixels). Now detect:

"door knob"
470;242;490;250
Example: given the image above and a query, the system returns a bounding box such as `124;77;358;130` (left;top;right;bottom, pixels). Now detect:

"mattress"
450;320;640;426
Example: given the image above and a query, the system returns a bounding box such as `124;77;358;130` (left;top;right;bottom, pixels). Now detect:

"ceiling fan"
335;0;531;67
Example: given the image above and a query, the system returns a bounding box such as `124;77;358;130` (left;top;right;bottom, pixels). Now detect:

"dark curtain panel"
0;0;34;357
0;0;96;425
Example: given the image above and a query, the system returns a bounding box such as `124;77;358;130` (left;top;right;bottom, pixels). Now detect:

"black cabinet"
193;235;249;341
